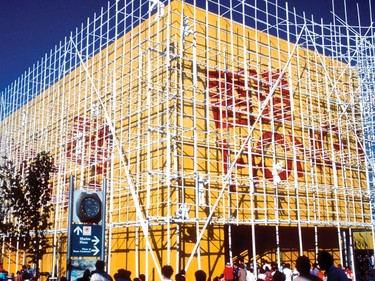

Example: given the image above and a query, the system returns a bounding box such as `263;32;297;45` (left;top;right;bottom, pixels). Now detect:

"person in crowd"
262;261;271;272
116;269;131;281
359;255;369;281
0;271;7;281
195;270;207;281
238;259;247;271
223;262;234;281
139;274;145;281
294;255;322;281
258;268;266;281
21;266;31;281
25;267;33;280
246;266;256;281
7;272;15;281
270;264;278;279
175;270;186;281
343;267;352;281
317;251;348;281
91;260;113;281
265;266;272;281
310;263;320;278
237;264;246;281
233;263;239;281
282;264;293;281
161;265;174;281
272;271;285;281
15;272;22;281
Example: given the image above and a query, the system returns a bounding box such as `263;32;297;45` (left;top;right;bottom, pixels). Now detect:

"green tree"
0;157;22;246
1;151;55;277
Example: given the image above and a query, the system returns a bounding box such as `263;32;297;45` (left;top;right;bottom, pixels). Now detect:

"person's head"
139;274;145;281
95;260;105;271
175;273;186;281
117;269;127;279
195;270;207;281
295;256;311;275
272;271;285;281
161;265;174;279
317;251;334;271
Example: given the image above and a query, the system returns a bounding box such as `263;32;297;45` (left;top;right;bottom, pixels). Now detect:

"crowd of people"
0;251;373;281
216;251;371;281
0;263;36;281
76;262;206;281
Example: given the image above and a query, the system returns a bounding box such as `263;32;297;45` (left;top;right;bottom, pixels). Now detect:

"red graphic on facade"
208;67;362;184
208;68;297;184
208;70;255;129
66;116;113;175
253;131;304;180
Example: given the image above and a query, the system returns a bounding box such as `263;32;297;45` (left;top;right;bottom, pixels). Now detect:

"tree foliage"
0;151;55;273
0;157;22;239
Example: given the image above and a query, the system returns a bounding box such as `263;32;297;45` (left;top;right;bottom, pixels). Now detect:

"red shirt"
223;266;234;280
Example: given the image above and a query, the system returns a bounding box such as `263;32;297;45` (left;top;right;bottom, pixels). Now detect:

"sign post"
67;176;107;281
71;224;103;257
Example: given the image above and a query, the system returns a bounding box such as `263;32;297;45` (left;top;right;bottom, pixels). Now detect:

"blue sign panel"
71;224;103;257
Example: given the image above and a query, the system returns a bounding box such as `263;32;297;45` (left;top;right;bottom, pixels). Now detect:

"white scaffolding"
1;0;375;279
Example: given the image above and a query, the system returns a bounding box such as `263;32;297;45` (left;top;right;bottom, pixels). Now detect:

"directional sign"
71;224;103;257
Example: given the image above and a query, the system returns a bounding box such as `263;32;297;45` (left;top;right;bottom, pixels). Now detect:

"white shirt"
246;271;256;281
283;268;293;281
91;272;113;281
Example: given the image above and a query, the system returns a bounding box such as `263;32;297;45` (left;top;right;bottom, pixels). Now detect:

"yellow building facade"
0;0;374;280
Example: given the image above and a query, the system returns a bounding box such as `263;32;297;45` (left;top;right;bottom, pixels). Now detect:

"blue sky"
0;0;373;92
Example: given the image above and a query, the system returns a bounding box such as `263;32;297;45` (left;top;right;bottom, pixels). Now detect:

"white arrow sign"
73;226;83;235
91;245;100;256
92;236;100;246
